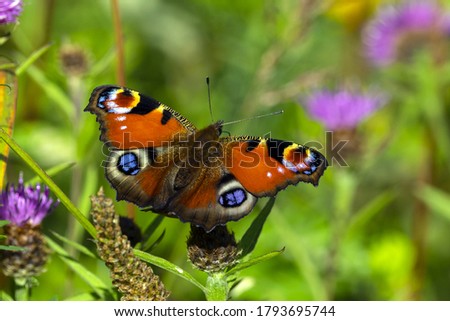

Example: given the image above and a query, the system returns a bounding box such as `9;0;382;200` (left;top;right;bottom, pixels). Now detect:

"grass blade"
15;43;52;76
25;162;76;185
133;249;206;294
50;231;96;259
46;236;110;298
226;248;284;275
239;197;275;257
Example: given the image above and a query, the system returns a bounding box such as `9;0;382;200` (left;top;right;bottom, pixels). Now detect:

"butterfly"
85;85;327;231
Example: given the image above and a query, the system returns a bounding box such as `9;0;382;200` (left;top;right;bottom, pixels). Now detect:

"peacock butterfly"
85;85;327;231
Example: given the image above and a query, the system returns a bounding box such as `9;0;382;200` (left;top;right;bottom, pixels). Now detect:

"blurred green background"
1;0;450;300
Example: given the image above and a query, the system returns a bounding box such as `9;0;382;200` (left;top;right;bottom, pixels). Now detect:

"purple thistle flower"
0;0;22;24
0;174;59;226
363;1;450;66
302;89;387;130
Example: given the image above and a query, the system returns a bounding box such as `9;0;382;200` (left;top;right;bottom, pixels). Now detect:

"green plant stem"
111;0;126;87
205;272;228;301
0;129;97;238
14;277;29;301
408;57;440;299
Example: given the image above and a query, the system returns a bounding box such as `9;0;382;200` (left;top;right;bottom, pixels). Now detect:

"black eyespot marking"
245;140;260;152
122;89;134;96
117;152;140;175
219;188;247;208
266;139;293;164
217;174;236;187
161;109;172;125
130;94;161;115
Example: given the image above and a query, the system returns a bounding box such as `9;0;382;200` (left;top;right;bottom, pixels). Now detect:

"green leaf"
226;248;284;276
0;129;97;238
142;215;165;239
141;229;165;253
46;236;111;298
16;43;52;76
25;162;76;185
416;185;450;222
0;245;24;251
50;231;96;259
140;215;166;252
238;197;275;257
0;220;10;227
133;249;206;294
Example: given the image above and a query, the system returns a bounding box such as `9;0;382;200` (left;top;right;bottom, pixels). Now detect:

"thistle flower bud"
59;43;90;78
187;225;241;273
0;223;50;278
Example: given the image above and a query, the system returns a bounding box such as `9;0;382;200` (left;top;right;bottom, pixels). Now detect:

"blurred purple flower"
363;1;450;66
0;0;22;24
0;174;59;226
302;89;387;130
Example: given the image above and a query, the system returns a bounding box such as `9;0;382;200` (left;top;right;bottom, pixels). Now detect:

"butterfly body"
86;85;327;230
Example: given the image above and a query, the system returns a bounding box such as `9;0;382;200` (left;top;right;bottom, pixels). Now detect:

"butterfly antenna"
206;77;214;122
222;110;284;127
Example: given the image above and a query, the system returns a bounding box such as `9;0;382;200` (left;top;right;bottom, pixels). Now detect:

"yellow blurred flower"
327;0;382;31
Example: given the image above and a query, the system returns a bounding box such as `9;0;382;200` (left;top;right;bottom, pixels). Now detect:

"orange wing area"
222;136;327;197
102;111;190;149
85;85;196;149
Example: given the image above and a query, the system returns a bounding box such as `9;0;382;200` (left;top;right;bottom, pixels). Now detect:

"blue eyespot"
219;188;246;208
97;90;113;109
117;152;140;175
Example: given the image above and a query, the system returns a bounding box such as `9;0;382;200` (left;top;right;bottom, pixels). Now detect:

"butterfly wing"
163;167;258;231
86;86;327;230
85;85;196;148
103;129;258;231
221;136;327;197
104;147;175;210
85;85;201;220
163;134;327;230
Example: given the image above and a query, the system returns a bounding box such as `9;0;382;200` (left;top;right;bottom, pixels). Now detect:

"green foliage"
239;197;275;257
